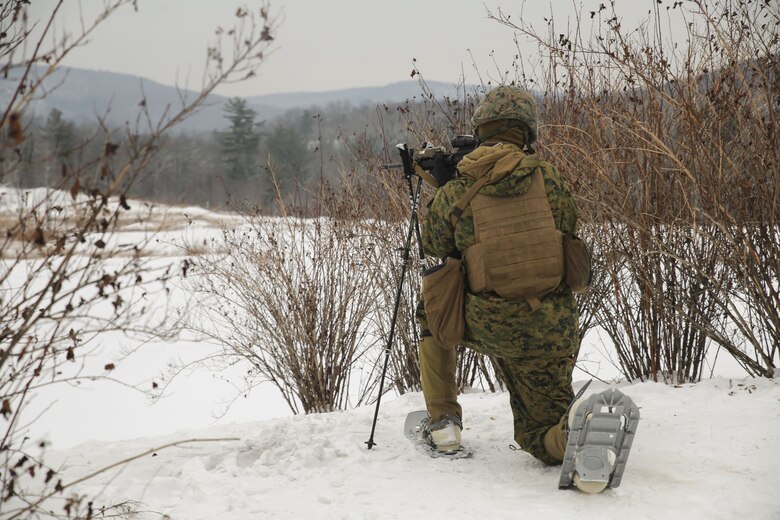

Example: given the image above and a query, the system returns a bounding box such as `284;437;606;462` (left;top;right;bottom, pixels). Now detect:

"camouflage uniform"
418;86;580;465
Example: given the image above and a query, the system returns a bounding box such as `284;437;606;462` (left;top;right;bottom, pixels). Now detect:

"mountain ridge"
1;65;467;132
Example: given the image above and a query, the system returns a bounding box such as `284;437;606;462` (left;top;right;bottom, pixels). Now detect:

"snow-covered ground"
45;377;778;520
4;190;778;519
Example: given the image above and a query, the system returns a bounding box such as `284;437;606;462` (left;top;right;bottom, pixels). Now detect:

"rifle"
380;134;478;188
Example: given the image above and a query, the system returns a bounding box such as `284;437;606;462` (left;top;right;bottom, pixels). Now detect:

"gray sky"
27;1;662;96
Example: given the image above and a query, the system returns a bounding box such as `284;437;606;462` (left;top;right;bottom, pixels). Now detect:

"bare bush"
1;1;276;517
488;0;779;381
339;94;508;397
330;111;426;396
185;175;385;414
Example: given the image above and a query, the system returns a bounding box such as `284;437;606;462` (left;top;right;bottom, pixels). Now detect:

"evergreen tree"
263;121;312;200
41;108;77;184
17;122;39;187
42;109;77;157
216;97;262;181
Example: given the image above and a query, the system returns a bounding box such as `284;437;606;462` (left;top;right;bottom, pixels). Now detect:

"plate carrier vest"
453;161;564;311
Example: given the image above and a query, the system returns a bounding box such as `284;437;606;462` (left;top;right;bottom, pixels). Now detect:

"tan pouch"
564;233;592;293
422;257;465;349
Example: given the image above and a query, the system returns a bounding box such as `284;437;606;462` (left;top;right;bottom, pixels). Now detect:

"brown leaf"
8;112;24;144
32;227;45;246
410;69;417;78
181;259;192;277
69;177;80;200
45;469;55;483
104;142;119;156
4;477;15;501
119;194;131;210
54;236;66;254
104;363;115;371
95;239;106;249
66;347;75;362
54;479;63;493
1;399;11;418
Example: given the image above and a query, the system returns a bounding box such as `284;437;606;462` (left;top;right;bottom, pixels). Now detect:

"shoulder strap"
449;155;543;227
449;175;489;227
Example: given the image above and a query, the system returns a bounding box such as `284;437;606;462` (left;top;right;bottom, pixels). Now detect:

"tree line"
12;96;413;211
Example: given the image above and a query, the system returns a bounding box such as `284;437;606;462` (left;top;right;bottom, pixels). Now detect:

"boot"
424;415;463;453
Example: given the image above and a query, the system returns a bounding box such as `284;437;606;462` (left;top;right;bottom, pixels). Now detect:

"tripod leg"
365;175;425;449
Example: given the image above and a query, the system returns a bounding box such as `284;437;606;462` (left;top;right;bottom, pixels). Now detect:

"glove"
431;155;456;187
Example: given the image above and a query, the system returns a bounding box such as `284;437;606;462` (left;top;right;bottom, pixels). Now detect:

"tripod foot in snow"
558;388;640;493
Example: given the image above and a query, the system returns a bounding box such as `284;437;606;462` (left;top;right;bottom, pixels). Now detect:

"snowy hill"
45;378;779;519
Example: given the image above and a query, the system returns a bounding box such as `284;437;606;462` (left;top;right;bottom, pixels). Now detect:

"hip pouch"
563;233;592;293
422;257;465;349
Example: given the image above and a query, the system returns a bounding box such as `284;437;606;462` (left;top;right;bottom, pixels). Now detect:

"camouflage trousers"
418;288;579;465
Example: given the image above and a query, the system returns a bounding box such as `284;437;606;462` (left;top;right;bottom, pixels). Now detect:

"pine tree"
41;108;77;184
216;97;262;181
264;121;311;199
42;109;76;157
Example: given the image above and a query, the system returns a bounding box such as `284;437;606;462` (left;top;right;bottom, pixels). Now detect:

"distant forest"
14;92;464;211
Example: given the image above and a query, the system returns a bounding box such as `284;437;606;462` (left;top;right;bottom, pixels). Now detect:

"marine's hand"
431;155;455;187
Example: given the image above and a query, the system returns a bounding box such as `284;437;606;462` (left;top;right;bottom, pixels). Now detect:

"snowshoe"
558;388;640;493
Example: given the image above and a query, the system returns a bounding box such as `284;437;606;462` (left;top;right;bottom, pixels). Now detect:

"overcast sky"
27;1;667;97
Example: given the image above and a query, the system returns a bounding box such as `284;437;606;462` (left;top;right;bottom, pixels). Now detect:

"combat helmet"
471;85;538;144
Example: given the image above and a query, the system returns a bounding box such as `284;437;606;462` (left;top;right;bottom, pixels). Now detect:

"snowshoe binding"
558;388;640;493
404;410;473;459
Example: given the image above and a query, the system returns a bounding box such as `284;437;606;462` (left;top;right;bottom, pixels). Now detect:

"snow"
44;378;779;519
4;191;779;519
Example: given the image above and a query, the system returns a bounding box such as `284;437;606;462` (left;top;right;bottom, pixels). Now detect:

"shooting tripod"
365;143;427;450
